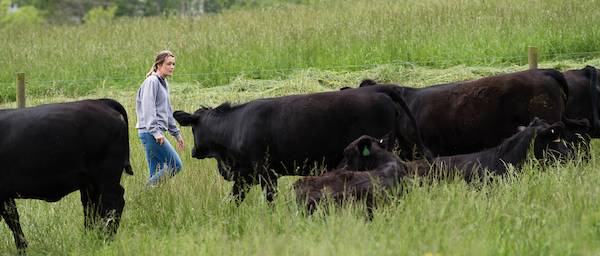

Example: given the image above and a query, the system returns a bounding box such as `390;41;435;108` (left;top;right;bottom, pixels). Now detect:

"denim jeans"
138;132;183;185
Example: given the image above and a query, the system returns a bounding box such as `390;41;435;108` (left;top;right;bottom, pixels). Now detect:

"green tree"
0;0;44;28
83;5;117;24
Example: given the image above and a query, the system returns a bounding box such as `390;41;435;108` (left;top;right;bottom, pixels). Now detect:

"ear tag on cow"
362;146;370;157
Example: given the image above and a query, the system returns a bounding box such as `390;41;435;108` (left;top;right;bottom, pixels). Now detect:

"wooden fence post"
16;72;25;108
528;47;538;69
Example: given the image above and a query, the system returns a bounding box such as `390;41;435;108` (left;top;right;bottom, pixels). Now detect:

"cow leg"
87;145;126;237
365;196;375;221
80;187;101;230
231;178;251;204
259;175;278;204
306;198;319;215
0;198;28;251
98;183;125;236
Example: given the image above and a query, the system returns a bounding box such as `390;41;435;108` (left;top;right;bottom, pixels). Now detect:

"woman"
135;50;185;185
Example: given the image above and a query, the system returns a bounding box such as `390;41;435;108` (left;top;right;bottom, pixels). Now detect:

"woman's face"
157;56;175;77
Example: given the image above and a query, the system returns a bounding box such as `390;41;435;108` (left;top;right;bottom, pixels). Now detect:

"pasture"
2;0;600;102
2;0;600;254
2;61;600;255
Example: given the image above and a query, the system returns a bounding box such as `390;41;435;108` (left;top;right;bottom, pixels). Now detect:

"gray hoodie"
135;74;181;139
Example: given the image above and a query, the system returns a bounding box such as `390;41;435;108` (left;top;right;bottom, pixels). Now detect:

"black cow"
295;118;571;217
0;99;132;252
359;69;576;157
562;65;600;157
173;85;427;203
564;65;600;135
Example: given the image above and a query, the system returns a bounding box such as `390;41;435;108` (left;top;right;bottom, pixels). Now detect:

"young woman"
135;50;185;185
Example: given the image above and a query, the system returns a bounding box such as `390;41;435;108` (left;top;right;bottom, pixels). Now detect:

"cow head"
583;65;600;136
565;65;600;137
526;118;571;162
173;109;214;159
338;134;394;171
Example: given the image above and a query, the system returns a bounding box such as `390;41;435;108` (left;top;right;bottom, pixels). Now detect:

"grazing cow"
173;85;427;203
0;99;133;252
294;118;571;217
359;69;576;157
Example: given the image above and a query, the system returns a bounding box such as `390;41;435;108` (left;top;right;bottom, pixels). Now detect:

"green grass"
2;0;600;102
2;0;600;253
2;60;600;255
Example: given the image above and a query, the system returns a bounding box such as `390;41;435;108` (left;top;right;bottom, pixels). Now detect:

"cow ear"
359;79;377;87
357;137;373;157
173;111;198;126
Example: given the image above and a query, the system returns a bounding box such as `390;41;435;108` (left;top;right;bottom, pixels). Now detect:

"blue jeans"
138;132;183;185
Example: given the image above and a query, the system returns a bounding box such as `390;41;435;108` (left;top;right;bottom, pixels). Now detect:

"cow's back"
216;86;403;175
404;69;567;156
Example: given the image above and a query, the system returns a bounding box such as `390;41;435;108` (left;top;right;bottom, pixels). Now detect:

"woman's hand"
155;134;165;145
176;136;185;151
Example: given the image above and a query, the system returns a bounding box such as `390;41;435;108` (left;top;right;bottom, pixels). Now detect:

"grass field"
3;0;600;254
2;0;600;103
2;59;600;255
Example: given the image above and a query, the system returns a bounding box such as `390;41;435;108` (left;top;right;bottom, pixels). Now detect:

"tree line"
1;0;312;26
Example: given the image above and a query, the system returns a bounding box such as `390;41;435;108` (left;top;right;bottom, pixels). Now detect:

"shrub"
83;5;117;25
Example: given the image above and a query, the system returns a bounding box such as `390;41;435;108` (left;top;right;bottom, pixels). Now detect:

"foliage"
0;0;43;28
11;0;311;23
83;5;117;25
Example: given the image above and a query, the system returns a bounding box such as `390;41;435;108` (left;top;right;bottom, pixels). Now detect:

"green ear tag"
362;146;370;157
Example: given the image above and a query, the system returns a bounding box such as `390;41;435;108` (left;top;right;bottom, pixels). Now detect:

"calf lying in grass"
294;118;571;217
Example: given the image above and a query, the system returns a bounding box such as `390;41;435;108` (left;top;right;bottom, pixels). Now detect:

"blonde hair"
146;50;175;77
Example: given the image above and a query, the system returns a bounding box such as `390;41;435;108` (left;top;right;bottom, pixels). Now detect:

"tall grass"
2;61;600;255
2;0;600;102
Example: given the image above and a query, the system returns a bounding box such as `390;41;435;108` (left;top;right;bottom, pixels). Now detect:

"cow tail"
380;86;433;161
98;99;134;175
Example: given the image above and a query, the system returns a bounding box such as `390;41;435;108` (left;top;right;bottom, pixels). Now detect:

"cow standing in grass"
0;99;132;252
174;85;428;203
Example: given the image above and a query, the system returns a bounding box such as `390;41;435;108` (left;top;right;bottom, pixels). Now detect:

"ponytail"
146;63;157;77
